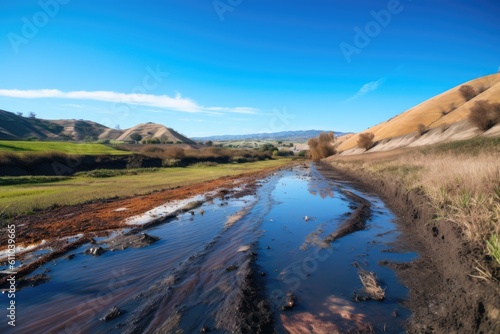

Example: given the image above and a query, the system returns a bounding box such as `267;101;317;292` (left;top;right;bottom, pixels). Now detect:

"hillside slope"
0;109;195;144
116;123;196;144
337;73;500;151
0;110;63;140
49;119;121;141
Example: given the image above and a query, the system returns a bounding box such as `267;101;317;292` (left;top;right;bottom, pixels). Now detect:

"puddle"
257;166;415;333
0;164;416;333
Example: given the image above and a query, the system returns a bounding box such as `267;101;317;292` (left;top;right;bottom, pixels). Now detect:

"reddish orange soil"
5;165;290;248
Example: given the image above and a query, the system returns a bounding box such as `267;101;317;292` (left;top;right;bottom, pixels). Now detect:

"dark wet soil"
317;162;500;333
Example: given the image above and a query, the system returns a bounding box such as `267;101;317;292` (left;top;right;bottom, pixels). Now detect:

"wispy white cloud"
62;103;84;109
343;76;388;103
229;117;251;122
0;89;258;115
179;118;204;123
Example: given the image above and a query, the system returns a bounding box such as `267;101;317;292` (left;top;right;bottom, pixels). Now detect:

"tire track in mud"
324;190;372;245
113;185;279;333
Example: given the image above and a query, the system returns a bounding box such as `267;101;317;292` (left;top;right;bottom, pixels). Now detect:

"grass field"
0;140;130;155
0;159;292;216
328;137;500;274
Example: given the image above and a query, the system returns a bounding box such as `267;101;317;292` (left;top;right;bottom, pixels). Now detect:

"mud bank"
316;162;500;333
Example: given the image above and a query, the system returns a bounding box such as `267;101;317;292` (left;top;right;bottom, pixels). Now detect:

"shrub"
165;147;185;159
279;150;294;156
477;86;488;94
357;132;375;151
307;132;336;162
416;123;428;137
442;102;457;116
142;146;164;154
260;143;278;152
298;150;307;157
130;133;142;142
162;158;182;167
232;156;249;163
459;85;477;101
468;100;500;131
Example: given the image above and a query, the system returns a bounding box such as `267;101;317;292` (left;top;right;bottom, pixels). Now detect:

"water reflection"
308;174;335;199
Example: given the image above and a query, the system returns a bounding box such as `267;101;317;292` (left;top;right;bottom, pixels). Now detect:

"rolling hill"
337;73;500;152
0;109;195;144
116;123;196;144
0;110;64;140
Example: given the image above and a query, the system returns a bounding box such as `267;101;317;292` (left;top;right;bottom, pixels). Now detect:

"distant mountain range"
0;109;196;144
192;130;351;142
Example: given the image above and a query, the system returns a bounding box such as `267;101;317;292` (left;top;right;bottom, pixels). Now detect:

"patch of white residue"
237;245;250;252
0;240;46;261
61;233;84;241
114;207;128;212
123;195;205;225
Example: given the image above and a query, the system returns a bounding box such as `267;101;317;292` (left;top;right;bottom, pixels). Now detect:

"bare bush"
459;85;477;101
307;132;336;162
357;132;375;151
142;146;164;154
165;147;185;159
469;100;500;131
416;123;428;137
477;86;488;94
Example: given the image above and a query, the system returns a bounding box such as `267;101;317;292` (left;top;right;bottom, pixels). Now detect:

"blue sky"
1;0;499;137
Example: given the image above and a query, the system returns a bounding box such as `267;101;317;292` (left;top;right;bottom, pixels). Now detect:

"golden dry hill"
116;122;196;144
337;73;500;152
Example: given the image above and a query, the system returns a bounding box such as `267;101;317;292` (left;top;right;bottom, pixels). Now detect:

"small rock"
200;325;210;332
226;265;238;272
280;292;296;311
66;254;75;260
139;233;160;243
85;246;105;256
189;211;195;215
100;306;122;321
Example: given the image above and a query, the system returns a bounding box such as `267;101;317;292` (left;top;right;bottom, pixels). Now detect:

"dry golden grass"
358;270;385;301
328;138;500;270
338;73;500;151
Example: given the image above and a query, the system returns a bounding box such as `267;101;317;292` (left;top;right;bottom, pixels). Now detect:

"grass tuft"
358;270;385;301
486;234;500;267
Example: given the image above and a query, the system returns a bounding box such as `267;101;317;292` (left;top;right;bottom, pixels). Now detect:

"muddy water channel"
1;164;416;333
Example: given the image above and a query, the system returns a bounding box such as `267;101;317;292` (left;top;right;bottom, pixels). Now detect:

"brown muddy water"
0;164;416;333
